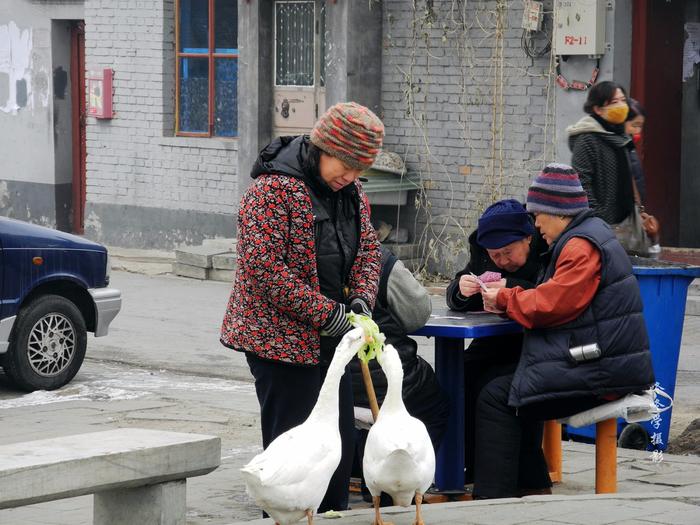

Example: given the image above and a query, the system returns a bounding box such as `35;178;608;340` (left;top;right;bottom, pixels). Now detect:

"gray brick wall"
81;0;555;262
381;0;555;275
84;0;238;249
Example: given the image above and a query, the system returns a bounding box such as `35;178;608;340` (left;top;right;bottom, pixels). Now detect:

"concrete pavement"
231;492;700;525
230;440;700;524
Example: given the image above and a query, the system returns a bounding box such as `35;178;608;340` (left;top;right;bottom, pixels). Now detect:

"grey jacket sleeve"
386;259;432;333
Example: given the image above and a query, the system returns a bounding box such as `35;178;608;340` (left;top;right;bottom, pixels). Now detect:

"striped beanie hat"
526;163;589;216
310;102;384;170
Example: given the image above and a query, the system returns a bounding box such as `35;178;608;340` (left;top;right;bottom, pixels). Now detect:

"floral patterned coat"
220;174;381;365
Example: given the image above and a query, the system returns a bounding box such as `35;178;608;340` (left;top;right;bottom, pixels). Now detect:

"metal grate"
275;1;315;86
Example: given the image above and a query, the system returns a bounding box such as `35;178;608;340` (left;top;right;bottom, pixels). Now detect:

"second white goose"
363;343;435;525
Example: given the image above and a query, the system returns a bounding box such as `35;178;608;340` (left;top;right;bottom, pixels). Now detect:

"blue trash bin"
565;260;700;450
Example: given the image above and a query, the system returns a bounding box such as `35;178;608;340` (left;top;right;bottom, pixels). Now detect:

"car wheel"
4;295;87;392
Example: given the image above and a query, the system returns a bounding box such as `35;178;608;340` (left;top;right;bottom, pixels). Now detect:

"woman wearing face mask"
625;98;647;203
567;81;636;227
567;82;659;255
624;99;660;252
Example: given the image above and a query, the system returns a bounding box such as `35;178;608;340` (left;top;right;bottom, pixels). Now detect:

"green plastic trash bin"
565;259;700;450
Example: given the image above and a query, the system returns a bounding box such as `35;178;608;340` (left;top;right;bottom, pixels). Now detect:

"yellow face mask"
601;103;629;125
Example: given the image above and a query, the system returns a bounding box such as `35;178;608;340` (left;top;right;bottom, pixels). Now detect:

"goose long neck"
381;364;405;413
308;351;351;422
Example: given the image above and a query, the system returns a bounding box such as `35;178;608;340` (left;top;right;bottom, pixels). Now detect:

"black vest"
509;211;655;408
308;185;360;303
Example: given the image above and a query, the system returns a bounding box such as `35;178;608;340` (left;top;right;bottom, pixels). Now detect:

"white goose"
363;343;435;525
240;327;368;525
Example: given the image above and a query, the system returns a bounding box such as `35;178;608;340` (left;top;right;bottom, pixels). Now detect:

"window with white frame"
274;1;325;88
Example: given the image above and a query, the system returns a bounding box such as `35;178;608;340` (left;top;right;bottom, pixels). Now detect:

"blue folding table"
411;306;522;493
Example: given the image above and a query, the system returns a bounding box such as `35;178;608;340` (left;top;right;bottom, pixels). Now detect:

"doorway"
630;0;685;246
272;0;326;137
70;20;86;234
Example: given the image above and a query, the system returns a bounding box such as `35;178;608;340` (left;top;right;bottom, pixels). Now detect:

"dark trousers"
464;335;522;484
246;340;355;513
473;371;605;498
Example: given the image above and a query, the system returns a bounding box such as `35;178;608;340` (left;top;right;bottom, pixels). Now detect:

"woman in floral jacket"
221;102;383;513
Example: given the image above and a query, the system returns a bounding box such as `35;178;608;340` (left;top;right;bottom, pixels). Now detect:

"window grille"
275;2;315;87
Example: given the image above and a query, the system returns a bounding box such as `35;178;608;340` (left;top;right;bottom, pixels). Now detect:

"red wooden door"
70;21;86;234
630;0;684;246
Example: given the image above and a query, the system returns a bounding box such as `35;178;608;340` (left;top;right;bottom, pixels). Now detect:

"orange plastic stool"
542;418;617;494
542;420;562;483
595;418;617;493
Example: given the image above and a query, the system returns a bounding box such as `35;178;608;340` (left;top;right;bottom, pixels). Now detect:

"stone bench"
0;428;221;524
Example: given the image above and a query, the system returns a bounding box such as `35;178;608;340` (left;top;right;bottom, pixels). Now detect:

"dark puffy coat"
509;211;655;408
567;115;635;225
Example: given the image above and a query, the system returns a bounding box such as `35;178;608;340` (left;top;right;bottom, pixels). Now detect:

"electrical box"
87;68;114;119
553;0;607;56
521;1;543;32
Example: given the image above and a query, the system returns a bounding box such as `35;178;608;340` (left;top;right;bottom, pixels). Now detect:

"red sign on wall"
87;68;114;119
564;35;589;46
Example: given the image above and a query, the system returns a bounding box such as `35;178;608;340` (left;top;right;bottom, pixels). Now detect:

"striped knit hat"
310;102;384;170
526;163;589;216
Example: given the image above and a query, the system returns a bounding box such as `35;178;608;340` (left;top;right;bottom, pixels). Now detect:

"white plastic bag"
353;406;374;430
559;387;673;428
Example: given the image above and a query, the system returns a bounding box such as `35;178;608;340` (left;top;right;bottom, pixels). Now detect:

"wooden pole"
595;418;618;494
542;420;562;483
360;361;380;422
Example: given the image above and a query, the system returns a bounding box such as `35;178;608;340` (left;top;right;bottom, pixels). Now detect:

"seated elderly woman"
446;199;547;487
478;163;655;499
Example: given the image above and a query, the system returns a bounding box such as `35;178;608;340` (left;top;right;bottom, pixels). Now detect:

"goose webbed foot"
372;495;394;525
412;492;425;525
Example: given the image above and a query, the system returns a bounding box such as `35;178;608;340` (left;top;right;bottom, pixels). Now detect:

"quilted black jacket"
567;115;635;225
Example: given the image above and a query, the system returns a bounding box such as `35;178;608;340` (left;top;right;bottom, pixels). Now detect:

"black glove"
350;297;372;318
322;302;354;337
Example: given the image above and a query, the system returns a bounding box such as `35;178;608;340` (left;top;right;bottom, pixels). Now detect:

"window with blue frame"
177;0;238;137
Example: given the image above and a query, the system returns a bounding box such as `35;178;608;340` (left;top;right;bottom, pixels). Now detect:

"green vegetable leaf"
347;312;385;363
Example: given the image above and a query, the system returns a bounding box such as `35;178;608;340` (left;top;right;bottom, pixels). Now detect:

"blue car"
0;217;121;391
